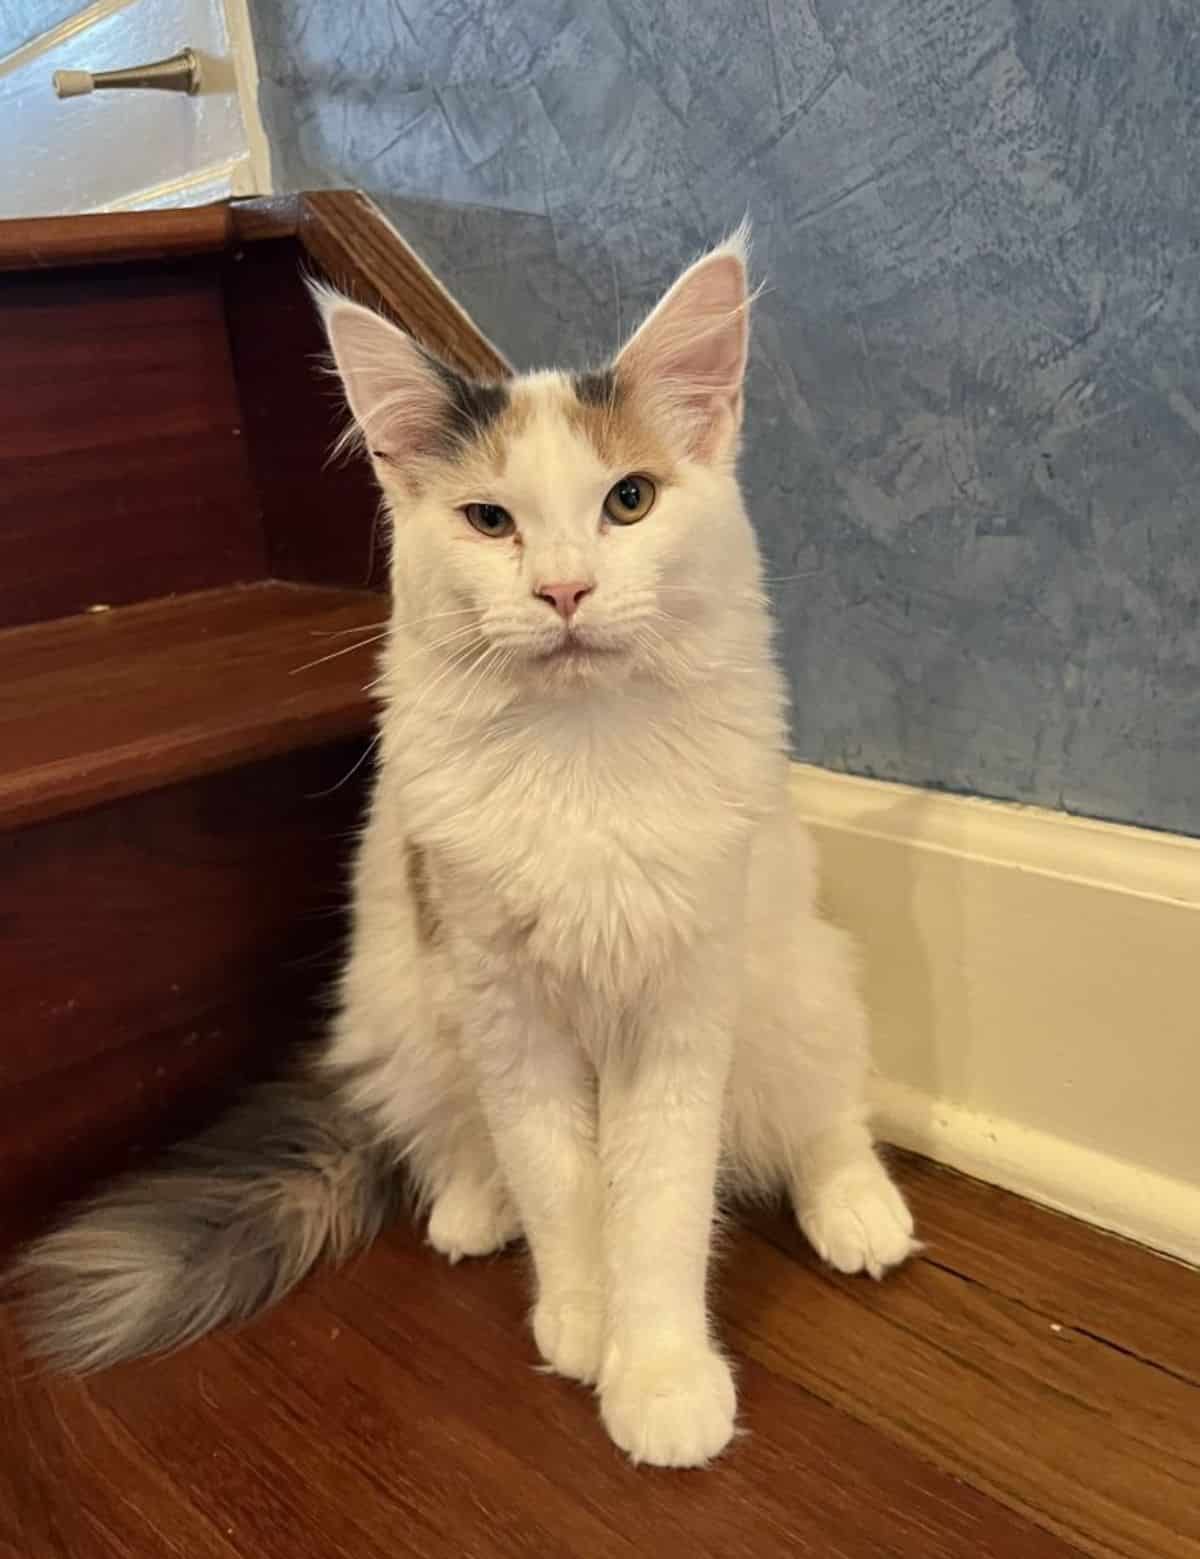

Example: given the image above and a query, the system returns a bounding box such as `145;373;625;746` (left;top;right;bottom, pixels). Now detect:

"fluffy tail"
14;1069;401;1373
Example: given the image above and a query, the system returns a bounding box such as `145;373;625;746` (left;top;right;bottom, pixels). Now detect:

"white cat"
20;230;915;1468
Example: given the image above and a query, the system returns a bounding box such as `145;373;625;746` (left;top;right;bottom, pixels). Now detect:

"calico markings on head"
316;226;761;693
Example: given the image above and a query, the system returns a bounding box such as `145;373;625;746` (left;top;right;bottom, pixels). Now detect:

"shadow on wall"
813;789;967;1127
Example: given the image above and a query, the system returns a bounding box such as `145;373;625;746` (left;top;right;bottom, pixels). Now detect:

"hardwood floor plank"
891;1152;1200;1384
91;1347;371;1559
736;1212;1200;1559
242;1291;638;1559
6;1169;1192;1557
87;1285;629;1559
7;1218;1087;1559
339;1222;1086;1558
0;1316;241;1559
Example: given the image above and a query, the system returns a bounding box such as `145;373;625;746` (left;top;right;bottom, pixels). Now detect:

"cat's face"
320;229;760;691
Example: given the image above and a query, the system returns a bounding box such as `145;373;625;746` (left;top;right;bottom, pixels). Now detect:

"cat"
17;228;915;1468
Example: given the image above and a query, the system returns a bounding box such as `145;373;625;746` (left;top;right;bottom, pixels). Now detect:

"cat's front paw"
796;1158;917;1279
600;1347;736;1467
427;1179;521;1264
532;1289;605;1383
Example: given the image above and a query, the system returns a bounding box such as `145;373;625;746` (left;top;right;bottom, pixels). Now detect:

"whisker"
364;622;485;692
397;622;485;659
447;642;506;741
306;731;382;798
392;638;489;738
291;631;390;675
308;620;390;640
308;606;478;641
634;621;696;689
656;584;768;601
390;606;479;630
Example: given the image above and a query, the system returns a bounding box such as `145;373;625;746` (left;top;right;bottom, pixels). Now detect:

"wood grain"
739;1207;1200;1559
338;1223;1086;1559
8;1177;1193;1557
0;740;369;1242
1;737;364;1092
228;196;301;244
0;1004;284;1255
298;191;512;380
0;1318;241;1559
221;239;389;591
0;188;509;623
0;582;383;830
62;1218;1088;1559
893;1151;1200;1385
0;206;232;273
0;261;264;629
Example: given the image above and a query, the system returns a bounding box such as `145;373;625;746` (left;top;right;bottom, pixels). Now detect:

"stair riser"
1;229;389;634
0;742;368;1235
0;262;265;630
0;1002;281;1252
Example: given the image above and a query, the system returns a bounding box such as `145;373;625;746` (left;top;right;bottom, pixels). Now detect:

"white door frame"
0;0;272;216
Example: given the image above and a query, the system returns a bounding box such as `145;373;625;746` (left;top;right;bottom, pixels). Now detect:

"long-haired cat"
18;229;915;1467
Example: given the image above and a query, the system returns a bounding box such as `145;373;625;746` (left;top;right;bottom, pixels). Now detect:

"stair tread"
0;582;386;831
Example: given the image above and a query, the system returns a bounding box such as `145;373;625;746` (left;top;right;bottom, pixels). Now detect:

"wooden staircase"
0;193;506;1248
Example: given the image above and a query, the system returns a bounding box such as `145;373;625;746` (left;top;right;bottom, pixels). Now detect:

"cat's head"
318;229;762;691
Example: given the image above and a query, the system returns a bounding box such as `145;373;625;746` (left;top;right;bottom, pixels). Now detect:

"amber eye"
463;502;515;538
603;475;656;525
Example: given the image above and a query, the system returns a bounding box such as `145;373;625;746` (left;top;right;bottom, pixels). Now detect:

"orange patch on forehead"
559;370;675;475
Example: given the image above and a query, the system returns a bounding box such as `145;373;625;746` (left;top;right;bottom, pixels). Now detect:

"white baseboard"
871;1076;1200;1266
789;763;1200;1266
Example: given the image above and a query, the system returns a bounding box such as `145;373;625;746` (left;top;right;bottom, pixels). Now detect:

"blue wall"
250;0;1200;836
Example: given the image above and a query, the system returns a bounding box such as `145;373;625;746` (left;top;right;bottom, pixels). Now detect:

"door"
0;0;271;216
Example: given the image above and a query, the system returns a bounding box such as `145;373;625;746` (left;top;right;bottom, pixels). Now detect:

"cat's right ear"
613;225;752;463
314;286;453;466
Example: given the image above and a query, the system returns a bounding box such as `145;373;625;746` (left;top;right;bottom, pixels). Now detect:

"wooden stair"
0;582;383;828
0;194;506;1247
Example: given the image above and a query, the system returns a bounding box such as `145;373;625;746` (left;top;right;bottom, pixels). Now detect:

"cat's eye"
463;502;515;538
603;475;656;525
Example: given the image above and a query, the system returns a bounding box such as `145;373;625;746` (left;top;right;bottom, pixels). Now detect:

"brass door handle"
53;48;200;99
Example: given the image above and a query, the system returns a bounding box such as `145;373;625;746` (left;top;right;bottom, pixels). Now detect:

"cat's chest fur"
393;688;780;995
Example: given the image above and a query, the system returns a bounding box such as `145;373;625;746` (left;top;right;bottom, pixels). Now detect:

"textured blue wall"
249;0;1200;836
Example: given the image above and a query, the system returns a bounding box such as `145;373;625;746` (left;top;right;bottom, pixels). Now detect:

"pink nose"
534;580;594;621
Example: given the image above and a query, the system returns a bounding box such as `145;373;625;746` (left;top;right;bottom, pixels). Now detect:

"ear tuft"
614;227;753;461
710;217;752;272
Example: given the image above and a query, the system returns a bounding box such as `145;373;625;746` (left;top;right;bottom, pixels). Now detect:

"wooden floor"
2;1155;1196;1559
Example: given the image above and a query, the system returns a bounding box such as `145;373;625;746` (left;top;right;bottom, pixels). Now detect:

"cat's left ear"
614;224;752;463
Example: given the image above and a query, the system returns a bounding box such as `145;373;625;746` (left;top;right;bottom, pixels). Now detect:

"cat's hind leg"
423;1109;522;1263
789;1116;916;1279
330;926;520;1264
728;903;916;1279
336;1031;521;1264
